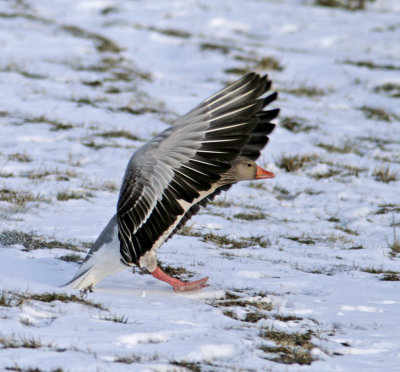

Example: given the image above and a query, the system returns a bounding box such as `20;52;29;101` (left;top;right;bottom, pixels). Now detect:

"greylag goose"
64;73;279;292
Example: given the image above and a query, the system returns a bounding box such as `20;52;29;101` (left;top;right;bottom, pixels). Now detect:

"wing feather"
117;73;279;265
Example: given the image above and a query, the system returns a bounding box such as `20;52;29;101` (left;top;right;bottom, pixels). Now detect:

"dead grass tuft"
374;82;400;98
100;313;129;324
171;361;201;372
8;152;32;163
277;154;318;172
373;166;398;183
315;0;373;10
233;212;267;221
57;190;94;201
98;130;141;141
281;85;326;97
0;229;86;252
360;106;393;122
280;117;314;133
113;354;142;364
317;142;354;154
259;329;315;365
0;189;49;208
345;60;400;71
256;56;284;71
200;42;231;54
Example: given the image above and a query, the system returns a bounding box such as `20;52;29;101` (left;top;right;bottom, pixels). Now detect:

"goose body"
64;73;279;292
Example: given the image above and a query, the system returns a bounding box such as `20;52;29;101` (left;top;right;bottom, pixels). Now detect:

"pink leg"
150;266;209;292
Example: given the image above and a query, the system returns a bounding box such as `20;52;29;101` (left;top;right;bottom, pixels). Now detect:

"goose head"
221;157;275;184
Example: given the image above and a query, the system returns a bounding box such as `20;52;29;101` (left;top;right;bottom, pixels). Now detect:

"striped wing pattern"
117;73;279;265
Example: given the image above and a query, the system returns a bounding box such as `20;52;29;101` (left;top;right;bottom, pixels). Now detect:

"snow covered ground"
1;0;399;370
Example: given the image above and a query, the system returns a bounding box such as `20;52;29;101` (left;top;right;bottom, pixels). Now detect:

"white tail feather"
62;215;127;291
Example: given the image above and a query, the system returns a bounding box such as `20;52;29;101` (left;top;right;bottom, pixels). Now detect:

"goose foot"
150;266;209;292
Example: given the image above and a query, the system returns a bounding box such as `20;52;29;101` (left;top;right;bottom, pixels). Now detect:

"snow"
0;0;400;371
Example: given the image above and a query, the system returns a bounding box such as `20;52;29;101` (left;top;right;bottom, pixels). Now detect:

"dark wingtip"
262;91;278;106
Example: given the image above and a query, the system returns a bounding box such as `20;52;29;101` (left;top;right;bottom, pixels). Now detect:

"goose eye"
247;163;252;167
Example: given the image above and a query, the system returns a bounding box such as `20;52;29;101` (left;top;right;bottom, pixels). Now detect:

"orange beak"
256;165;275;180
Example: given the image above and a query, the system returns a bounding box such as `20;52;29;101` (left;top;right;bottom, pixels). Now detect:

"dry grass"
315;0;373;10
0;334;47;349
99;313;129;324
276;154;318;172
256;56;284;71
288;236;316;245
98;130;141;141
259;329;314;365
280;117;314;133
0;290;106;310
373;166;398;183
281;85;326;97
317;142;355;154
360;106;393;122
233;212;267;221
201;232;252;249
374;82;400;98
58;253;82;262
389;218;400;258
171;361;201;372
0;188;49;208
0;229;87;252
8;152;32;162
57;190;94;201
114;354;142;364
200;42;231;54
345;60;400;71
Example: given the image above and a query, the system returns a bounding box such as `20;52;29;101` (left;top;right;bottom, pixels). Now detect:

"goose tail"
62;215;127;291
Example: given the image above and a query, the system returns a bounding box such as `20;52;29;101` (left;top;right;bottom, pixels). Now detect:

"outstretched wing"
117;73;279;265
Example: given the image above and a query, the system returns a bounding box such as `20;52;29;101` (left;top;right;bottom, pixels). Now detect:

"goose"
64;72;279;292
